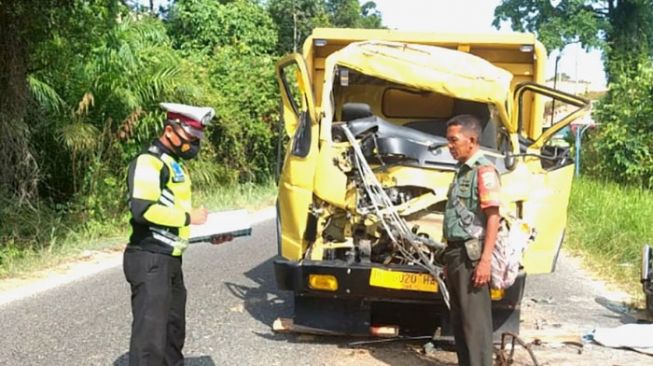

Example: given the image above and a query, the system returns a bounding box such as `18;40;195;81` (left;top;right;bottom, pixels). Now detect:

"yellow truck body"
274;28;588;337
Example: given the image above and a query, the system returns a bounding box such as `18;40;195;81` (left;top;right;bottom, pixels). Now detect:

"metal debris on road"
496;332;540;366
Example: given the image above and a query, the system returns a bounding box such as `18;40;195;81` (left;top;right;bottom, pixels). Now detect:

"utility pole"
293;0;298;52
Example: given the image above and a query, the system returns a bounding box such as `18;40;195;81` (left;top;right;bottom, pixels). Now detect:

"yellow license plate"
369;268;438;293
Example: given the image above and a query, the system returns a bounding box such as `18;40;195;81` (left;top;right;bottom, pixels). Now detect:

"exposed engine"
308;118;453;304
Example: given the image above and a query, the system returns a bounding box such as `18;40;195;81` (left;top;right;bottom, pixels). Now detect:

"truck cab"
273;28;589;337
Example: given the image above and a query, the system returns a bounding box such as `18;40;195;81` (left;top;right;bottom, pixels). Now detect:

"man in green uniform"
123;103;231;366
443;114;501;366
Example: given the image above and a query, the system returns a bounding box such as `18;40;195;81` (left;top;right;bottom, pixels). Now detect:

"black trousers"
444;245;493;366
123;248;187;366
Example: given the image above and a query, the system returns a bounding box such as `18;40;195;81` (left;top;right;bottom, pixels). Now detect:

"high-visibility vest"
127;142;192;256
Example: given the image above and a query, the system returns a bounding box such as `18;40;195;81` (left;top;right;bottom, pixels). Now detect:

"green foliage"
494;0;653;185
267;0;331;53
30;14;187;205
493;0;653;82
167;0;278;55
267;0;383;53
205;47;279;183
327;0;361;27
166;0;280;184
0;0;384;269
585;60;653;187
494;0;607;52
567;177;653;296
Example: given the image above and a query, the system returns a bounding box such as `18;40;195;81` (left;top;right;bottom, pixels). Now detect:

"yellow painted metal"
379;166;453;193
369;268;439;293
306;28;540;49
511;82;590;147
528;42;548;139
313;142;348;208
303;29;546;123
275;54;319;260
521;164;575;273
321;41;513;127
306;28;548;151
308;274;339;291
279;28;581;277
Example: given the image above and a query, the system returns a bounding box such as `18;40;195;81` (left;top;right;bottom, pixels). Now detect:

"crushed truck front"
273;28;589;337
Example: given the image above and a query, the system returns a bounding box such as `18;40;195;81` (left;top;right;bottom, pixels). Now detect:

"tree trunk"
0;4;39;203
604;0;653;83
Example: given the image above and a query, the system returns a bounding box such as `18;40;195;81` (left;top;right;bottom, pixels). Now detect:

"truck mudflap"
273;258;527;338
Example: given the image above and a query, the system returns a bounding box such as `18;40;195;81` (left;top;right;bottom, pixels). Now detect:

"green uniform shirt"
443;150;495;242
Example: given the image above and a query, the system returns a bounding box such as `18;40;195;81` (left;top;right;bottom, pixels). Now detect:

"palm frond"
27;75;67;113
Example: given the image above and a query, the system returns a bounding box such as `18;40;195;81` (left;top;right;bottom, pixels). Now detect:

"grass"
0;181;277;279
565;176;653;303
192;179;278;212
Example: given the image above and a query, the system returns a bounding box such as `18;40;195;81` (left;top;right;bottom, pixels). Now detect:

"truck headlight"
491;288;505;301
308;274;339;291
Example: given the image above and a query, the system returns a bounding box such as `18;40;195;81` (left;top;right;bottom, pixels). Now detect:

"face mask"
166;126;201;160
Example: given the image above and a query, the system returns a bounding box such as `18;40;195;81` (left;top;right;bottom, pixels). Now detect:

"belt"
125;245;143;253
446;239;468;248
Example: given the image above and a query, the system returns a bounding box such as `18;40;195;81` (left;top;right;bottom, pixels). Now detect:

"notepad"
189;209;252;244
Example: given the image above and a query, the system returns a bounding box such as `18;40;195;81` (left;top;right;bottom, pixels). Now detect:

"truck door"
511;82;590;273
275;54;319;260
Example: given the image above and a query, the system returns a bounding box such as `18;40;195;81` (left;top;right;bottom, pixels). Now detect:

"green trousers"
444;245;493;366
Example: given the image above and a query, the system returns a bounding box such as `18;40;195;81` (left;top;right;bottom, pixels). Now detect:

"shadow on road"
223;255;457;365
223;255;293;326
594;296;644;324
113;353;216;365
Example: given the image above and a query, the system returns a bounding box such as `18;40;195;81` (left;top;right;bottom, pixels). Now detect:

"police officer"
123;103;232;366
443;114;501;366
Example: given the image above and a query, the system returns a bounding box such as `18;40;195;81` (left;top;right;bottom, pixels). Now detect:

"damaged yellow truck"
273;28;589;337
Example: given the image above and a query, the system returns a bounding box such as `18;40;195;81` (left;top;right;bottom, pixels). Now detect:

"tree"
0;1;69;203
267;0;383;53
359;1;383;28
493;0;653;82
167;0;277;55
166;0;280;183
0;0;126;204
267;0;330;53
494;1;653;186
327;0;360;27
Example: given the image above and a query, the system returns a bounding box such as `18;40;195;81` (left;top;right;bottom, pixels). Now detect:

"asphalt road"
0;219;355;366
1;217;650;366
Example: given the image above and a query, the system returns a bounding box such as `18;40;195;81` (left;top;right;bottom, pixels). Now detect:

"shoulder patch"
478;166;499;189
477;165;501;209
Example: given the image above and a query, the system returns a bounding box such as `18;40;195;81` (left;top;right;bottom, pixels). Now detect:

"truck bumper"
274;258;526;337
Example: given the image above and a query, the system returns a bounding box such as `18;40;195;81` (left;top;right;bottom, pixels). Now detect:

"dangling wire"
341;126;450;309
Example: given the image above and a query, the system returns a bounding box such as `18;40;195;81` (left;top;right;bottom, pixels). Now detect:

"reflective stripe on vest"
158;152;191;256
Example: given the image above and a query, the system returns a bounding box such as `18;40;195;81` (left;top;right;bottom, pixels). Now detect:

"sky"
371;0;607;88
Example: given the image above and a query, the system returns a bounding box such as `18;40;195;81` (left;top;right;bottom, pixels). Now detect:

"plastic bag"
491;217;534;289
